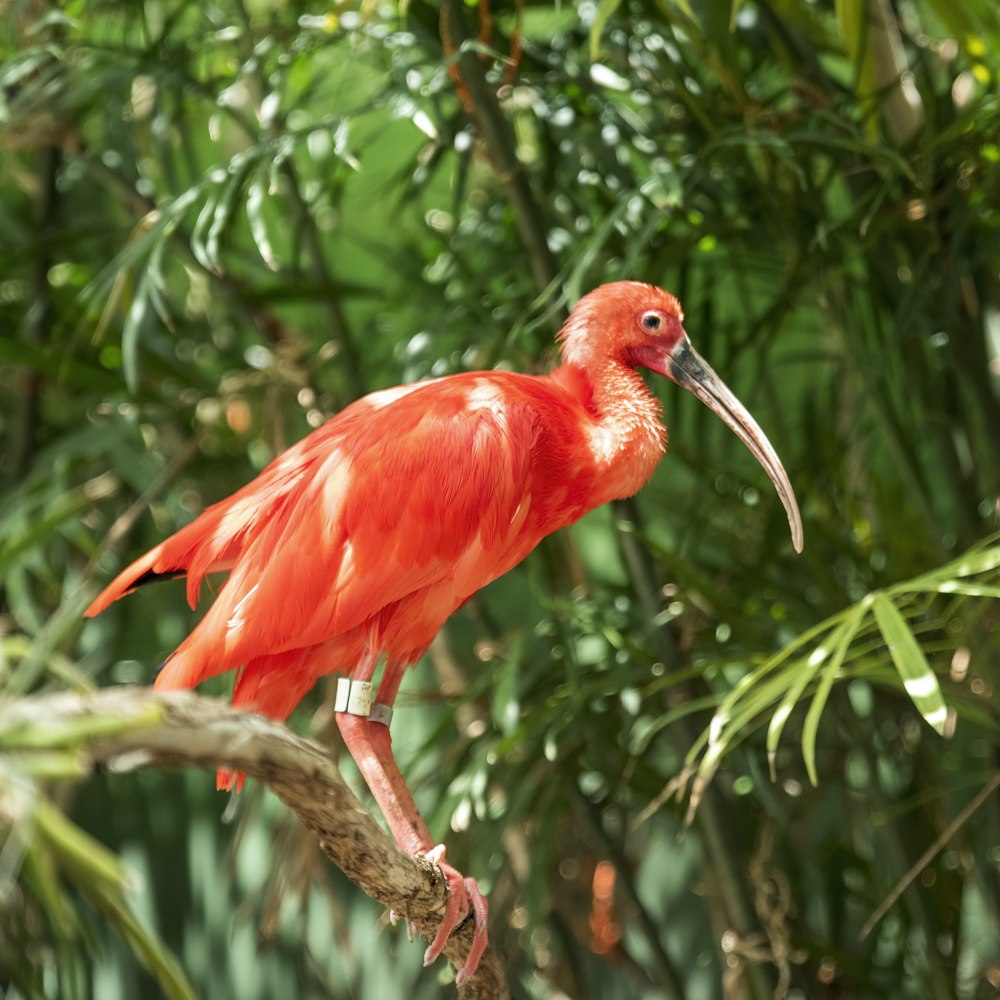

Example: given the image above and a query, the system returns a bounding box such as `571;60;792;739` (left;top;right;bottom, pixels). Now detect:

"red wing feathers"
84;432;325;616
101;374;588;692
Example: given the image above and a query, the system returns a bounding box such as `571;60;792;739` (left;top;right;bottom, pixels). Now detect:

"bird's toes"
419;846;489;982
421;866;467;966
455;876;489;986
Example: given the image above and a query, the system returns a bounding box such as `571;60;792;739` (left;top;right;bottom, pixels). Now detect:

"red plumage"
88;369;607;702
86;281;802;984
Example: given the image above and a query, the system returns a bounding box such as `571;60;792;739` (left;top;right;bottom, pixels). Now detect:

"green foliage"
1;698;194;1000
2;0;1000;998
688;535;1000;800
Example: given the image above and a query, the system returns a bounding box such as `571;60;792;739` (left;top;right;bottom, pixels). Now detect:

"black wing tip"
130;568;185;590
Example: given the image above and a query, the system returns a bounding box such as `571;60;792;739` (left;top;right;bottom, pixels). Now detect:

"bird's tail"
85;504;242;618
84;542;183;617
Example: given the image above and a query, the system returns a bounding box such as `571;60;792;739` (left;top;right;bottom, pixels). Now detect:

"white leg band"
335;678;373;716
334;678;392;726
369;703;393;727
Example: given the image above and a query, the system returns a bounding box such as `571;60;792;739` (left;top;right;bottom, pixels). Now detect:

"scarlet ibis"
87;281;803;984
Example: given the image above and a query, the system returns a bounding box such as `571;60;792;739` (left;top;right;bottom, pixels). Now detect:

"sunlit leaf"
871;593;949;736
121;275;154;393
898;540;1000;591
588;0;623;61
205;158;255;273
189;192;219;274
766;640;829;780
801;605;865;786
247;173;279;270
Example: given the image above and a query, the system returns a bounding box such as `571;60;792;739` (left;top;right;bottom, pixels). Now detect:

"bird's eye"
641;311;663;331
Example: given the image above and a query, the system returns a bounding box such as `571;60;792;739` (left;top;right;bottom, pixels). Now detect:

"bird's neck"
553;360;667;503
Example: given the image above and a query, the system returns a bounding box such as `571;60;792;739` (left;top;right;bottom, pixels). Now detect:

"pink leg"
336;656;488;984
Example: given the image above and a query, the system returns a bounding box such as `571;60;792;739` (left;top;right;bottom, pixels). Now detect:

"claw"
418;844;489;984
389;909;415;941
454;877;489;986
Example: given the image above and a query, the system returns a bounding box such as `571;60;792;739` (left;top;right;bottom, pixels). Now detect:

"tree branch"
0;687;509;1000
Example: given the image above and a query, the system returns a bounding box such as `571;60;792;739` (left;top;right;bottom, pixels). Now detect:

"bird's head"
560;281;804;553
559;281;687;370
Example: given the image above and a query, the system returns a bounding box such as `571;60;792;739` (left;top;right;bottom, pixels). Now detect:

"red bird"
87;281;803;984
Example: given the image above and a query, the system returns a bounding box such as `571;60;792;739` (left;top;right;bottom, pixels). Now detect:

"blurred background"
2;0;999;997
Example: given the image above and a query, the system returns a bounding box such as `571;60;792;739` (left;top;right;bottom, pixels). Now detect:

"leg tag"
347;680;373;716
369;703;394;727
335;678;373;716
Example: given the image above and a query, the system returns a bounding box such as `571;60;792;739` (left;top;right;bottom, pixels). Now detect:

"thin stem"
11;145;60;481
278;159;367;399
440;0;559;298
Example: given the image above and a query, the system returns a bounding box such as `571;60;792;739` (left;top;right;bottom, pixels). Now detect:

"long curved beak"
665;337;804;553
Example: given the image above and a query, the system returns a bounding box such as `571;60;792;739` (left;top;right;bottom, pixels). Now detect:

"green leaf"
0;702;163;749
835;0;875;97
491;654;521;737
801;605;865;786
926;583;1000;599
766;640;830;780
588;0;623;61
34;799;198;1000
899;541;1000;592
247;174;279;270
871;593;949;736
189;191;219;274
121;273;154;393
204;158;255;273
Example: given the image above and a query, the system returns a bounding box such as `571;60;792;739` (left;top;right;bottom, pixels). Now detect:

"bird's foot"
419;844;489;986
